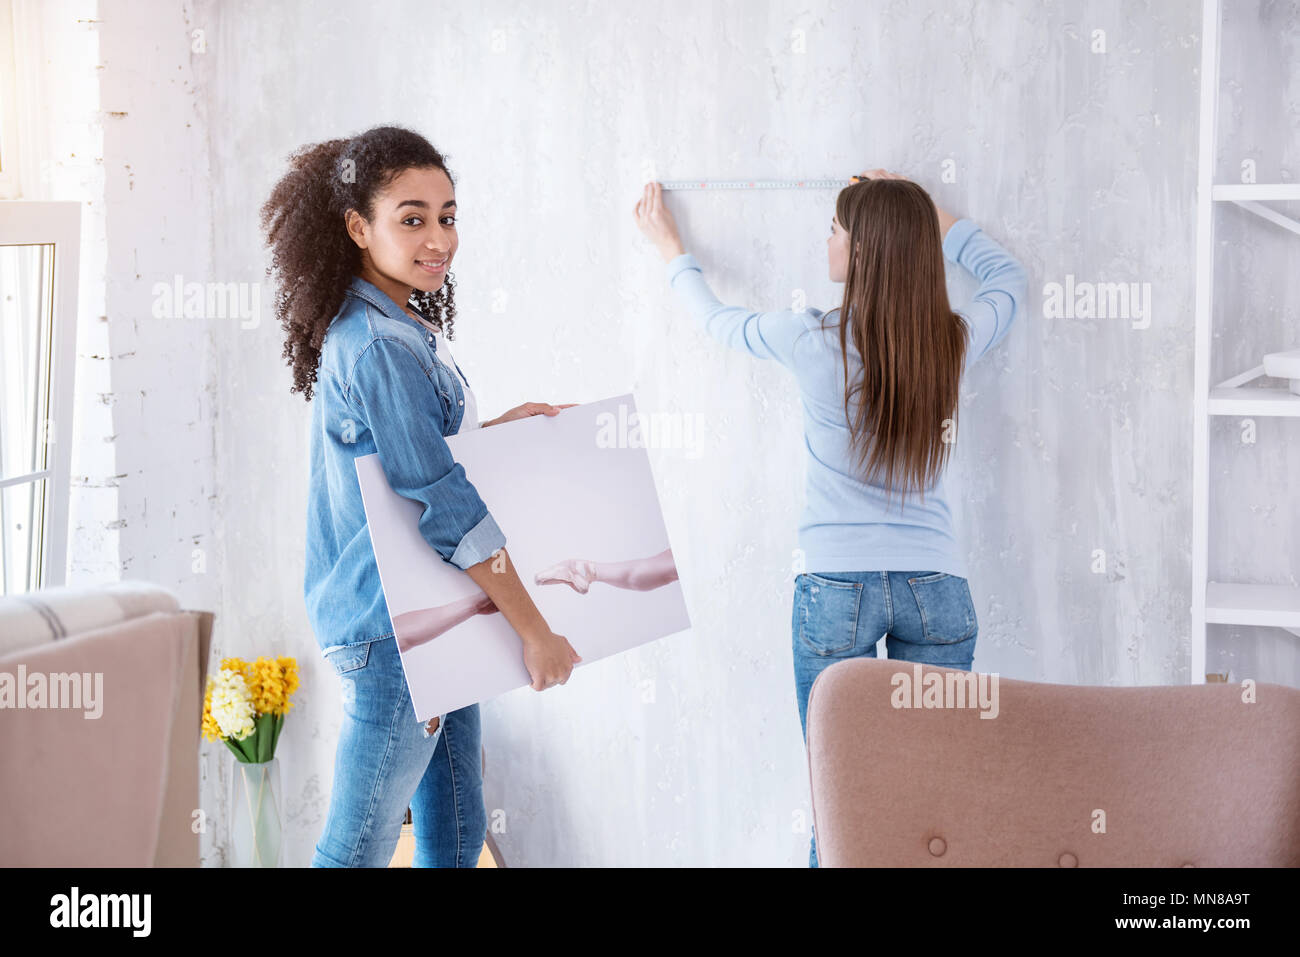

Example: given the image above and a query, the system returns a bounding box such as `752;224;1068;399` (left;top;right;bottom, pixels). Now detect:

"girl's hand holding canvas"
483;401;577;429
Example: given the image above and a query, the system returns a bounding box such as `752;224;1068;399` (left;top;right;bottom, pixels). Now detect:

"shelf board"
1208;385;1300;416
1212;184;1300;201
1206;583;1300;628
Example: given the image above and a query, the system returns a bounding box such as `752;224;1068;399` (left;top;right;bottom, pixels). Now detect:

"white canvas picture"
356;392;691;723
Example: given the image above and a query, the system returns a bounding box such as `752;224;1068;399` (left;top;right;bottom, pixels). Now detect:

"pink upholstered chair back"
806;659;1300;866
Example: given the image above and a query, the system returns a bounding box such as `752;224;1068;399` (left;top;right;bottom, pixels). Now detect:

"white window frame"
0;200;81;591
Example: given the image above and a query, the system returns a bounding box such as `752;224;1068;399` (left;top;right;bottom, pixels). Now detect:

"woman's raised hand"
485;402;577;427
634;182;686;262
857;168;908;181
856;168;958;240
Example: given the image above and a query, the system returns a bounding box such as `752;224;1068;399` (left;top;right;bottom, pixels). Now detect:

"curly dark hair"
260;125;459;402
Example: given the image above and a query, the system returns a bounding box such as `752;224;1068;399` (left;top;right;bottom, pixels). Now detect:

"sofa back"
0;602;211;866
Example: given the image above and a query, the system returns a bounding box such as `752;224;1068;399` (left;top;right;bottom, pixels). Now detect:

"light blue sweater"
664;217;1028;578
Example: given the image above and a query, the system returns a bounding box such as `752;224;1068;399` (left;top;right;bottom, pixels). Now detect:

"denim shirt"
304;275;507;654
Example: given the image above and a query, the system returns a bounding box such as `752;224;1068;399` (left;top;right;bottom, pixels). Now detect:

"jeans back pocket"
322;641;371;675
797;573;863;656
906;573;977;643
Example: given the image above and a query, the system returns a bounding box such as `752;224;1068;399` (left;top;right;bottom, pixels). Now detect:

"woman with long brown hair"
634;169;1028;868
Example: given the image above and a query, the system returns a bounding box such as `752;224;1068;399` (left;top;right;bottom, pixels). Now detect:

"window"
0;201;81;593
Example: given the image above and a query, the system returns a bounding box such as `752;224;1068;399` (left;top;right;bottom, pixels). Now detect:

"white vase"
228;757;282;867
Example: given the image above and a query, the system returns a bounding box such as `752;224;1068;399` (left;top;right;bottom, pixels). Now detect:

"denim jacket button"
458;399;464;405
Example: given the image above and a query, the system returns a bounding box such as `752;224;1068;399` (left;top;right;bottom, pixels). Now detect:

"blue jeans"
792;571;978;868
311;636;487;867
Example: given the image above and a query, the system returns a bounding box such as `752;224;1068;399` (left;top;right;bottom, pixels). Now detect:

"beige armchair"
806;659;1300;866
0;583;211;866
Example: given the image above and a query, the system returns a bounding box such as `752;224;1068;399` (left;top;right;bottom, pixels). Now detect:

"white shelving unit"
1191;0;1300;682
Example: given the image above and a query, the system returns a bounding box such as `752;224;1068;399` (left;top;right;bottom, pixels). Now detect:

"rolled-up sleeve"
346;336;506;570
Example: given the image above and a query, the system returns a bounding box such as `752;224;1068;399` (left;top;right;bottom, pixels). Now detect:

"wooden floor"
388;824;500;867
388;747;502;867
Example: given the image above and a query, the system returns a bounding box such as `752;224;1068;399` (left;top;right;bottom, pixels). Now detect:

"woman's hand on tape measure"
854;168;908;183
634;182;686;262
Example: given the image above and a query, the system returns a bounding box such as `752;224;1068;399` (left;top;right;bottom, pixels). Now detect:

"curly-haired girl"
262;125;580;867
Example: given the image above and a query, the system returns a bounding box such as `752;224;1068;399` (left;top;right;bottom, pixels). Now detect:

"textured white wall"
77;0;1298;866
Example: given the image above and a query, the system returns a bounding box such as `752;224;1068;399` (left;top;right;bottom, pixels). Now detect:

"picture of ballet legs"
392;591;499;654
392;548;678;654
534;547;678;594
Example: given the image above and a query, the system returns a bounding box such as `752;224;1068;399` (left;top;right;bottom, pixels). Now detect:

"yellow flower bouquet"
202;656;300;764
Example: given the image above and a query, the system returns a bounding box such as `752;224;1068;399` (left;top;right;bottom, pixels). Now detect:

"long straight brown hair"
834;178;968;504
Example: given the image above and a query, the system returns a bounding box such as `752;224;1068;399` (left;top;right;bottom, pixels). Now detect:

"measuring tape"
659;176;868;191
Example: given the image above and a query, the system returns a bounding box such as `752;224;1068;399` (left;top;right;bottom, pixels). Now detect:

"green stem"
269;713;284;758
222;738;246;761
242;765;264;866
255;713;273;763
229;730;255;762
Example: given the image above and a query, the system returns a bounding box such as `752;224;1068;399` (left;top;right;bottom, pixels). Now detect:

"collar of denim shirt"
344;274;425;328
344;274;451;358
